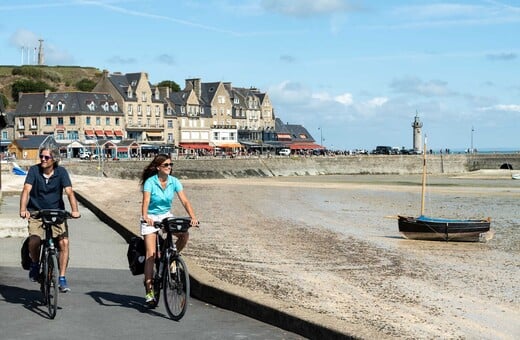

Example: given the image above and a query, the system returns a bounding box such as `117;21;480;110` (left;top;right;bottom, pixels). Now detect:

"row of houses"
1;70;323;158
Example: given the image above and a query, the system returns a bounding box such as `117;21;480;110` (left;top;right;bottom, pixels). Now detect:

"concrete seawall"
4;153;519;180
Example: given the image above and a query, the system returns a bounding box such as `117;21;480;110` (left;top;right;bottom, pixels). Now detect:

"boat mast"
420;135;427;216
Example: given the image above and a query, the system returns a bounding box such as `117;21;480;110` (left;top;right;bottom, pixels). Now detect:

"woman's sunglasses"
39;155;53;161
160;163;173;168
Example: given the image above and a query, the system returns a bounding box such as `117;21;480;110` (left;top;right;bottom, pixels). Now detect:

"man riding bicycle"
19;145;80;292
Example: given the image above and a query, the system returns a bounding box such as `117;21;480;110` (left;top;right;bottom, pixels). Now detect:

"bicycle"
149;217;196;321
31;209;72;319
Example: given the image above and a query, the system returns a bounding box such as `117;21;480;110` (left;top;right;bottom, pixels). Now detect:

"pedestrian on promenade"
19;145;81;292
140;153;199;305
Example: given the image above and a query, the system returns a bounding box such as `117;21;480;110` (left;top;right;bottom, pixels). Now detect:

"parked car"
278;148;291;156
79;151;92;160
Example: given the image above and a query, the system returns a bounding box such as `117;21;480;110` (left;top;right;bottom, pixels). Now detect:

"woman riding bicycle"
140;154;198;305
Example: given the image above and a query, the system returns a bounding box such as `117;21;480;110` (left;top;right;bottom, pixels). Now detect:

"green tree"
76;78;97;91
157;80;180;92
11;79;56;102
0;93;8;109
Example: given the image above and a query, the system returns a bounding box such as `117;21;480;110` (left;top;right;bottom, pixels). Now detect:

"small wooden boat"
398;215;491;242
512;173;520;180
397;134;492;242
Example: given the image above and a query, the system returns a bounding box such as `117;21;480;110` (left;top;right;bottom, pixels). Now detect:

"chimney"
185;78;201;98
45;89;50;98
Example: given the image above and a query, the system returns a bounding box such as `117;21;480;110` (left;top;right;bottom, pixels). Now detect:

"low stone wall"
4;153;519;180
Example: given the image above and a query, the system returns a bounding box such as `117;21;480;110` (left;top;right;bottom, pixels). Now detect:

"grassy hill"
0;65;103;110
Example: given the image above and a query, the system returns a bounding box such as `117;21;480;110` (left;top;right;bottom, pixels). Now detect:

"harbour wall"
8;153;515;180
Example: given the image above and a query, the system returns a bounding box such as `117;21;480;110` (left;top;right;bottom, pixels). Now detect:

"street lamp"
318;127;323;147
470;126;474;153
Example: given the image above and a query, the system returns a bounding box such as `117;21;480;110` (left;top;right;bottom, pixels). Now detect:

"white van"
278;148;291;156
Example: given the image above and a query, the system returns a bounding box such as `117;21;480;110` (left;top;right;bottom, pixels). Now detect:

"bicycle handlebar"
30;209;74;225
153;217;199;233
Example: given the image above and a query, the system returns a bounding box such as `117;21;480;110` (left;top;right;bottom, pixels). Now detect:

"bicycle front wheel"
45;252;59;319
163;255;189;320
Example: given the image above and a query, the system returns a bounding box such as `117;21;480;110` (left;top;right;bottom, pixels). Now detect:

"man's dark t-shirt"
24;165;72;211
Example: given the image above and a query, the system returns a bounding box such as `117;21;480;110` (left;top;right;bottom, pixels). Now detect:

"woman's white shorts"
141;212;173;236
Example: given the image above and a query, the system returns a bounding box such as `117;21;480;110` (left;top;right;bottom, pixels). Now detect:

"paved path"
0;196;303;339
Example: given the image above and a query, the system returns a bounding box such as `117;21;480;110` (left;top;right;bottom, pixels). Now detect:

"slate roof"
12;135;50;149
274;118;316;143
16;92;123;117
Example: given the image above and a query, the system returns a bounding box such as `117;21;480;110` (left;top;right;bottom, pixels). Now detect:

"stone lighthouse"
412;112;423;153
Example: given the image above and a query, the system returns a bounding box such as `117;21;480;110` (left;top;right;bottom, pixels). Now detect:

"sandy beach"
2;170;519;339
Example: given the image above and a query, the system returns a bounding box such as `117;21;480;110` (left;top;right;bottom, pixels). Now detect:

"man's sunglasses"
160;163;173;168
39;155;53;161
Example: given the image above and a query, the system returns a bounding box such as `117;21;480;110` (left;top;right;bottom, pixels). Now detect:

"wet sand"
2;171;519;339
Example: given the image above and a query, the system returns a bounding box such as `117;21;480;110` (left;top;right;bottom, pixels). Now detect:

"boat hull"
398;215;491;242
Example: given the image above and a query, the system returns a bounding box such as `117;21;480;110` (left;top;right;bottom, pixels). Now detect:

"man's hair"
38;146;60;167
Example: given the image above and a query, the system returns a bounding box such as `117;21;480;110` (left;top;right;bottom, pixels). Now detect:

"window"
234;98;239;104
56;132;65;140
115;118;120;126
142;92;147;102
45;102;53;111
181;106;185;114
87;101;95;111
57;101;65;111
96;117;101;125
167;133;173;142
86;116;91;125
167;120;173;128
67;131;78;140
155;118;160;127
110;102;118;111
31;118;37;128
213;132;219;140
58;117;64;125
155;90;159;100
155;105;160;116
137;105;142;115
128;104;133;114
146;105;151;116
46;118;52;125
102;102;109;112
69;117;76;125
218;95;225;104
166;107;172;115
106;117;110;125
18;118;25;128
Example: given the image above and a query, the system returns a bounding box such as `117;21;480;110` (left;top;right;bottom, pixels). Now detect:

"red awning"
217;143;243;149
289;143;324;150
104;130;114;136
56;125;65;132
84;130;94;136
116;147;128;152
114;130;123;136
95;130;104;137
179;143;213;151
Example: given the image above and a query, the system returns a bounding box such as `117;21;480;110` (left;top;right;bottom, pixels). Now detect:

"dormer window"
45;101;53;111
57;101;65;111
110;102;118;112
102;102;109;112
154;90;159;100
128;86;133;98
87;101;96;111
234;98;239;104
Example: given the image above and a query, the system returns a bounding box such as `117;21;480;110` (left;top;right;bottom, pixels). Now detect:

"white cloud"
334;93;353;106
478;104;520;112
260;0;363;17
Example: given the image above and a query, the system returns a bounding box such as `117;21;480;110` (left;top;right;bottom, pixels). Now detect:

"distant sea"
446;147;519;154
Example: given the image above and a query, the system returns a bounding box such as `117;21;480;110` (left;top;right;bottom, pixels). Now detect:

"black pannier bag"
21;237;31;270
127;237;145;275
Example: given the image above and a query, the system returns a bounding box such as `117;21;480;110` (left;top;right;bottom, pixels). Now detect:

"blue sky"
1;0;519;151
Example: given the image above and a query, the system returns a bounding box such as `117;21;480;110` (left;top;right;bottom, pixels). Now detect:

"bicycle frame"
151;217;193;320
33;209;71;319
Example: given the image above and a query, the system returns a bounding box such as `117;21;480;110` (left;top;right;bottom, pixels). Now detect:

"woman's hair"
140;153;171;187
38;146;60;167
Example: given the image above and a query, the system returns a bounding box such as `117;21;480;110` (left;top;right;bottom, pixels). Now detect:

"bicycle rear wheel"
163;255;189;320
45;252;59;319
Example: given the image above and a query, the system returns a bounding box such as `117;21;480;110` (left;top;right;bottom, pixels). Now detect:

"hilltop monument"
37;39;44;65
412;112;423;153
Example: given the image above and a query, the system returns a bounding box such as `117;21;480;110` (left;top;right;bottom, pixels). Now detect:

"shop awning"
114;130;123;137
217;143;243;149
104;130;114;137
95;130;104;137
55;125;65;132
179;143;213;151
146;132;163;138
289;143;324;150
84;130;95;136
